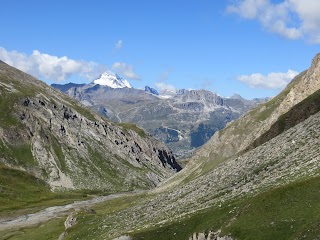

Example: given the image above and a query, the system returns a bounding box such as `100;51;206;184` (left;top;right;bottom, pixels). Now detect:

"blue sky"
0;0;319;99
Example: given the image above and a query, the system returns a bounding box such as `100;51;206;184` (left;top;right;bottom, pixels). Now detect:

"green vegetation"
4;174;320;240
0;82;25;128
0;164;90;218
86;146;124;187
0;74;42;128
132;176;320;240
0;92;21;127
0;141;36;167
0;218;65;240
64;193;148;240
118;122;146;138
50;136;67;173
132;204;233;240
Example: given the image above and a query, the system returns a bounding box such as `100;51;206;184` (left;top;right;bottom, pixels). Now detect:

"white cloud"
237;69;299;89
0;47;107;82
155;82;176;92
112;62;140;80
115;40;123;49
226;0;320;43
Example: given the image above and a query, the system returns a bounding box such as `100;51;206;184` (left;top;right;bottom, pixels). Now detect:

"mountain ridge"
52;82;267;156
0;61;181;191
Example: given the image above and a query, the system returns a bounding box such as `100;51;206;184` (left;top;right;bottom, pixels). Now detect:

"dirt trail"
0;192;138;231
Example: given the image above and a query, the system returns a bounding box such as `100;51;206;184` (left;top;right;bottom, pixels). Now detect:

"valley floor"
3;176;320;240
0;191;140;231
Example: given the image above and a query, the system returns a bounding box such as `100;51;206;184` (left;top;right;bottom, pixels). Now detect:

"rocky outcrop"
145;86;159;95
112;236;132;240
0;61;181;191
189;231;234;240
245;88;320;152
59;207;96;240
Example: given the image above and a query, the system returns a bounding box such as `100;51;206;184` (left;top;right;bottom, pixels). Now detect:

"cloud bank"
227;0;320;43
0;47;108;82
0;47;141;82
237;69;299;89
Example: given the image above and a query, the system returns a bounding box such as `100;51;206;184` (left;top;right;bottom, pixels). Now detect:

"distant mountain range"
52;73;269;156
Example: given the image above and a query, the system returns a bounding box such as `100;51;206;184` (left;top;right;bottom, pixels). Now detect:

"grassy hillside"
132;176;320;240
0;164;94;218
3;169;320;240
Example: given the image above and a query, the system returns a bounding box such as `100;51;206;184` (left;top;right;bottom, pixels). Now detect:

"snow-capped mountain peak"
93;71;132;88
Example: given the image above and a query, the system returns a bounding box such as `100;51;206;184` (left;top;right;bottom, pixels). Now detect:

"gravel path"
0;192;138;231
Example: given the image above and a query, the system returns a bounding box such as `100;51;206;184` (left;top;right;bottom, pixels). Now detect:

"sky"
0;0;319;99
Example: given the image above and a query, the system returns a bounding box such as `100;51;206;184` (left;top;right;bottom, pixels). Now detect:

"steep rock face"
0;61;180;191
245;88;320;152
144;86;159;95
53;83;265;156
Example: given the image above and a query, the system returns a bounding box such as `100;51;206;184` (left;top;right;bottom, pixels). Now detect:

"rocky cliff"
0;61;181;191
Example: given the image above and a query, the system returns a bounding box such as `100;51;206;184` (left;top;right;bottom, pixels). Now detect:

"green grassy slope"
0;164;92;218
132;176;320;240
0;218;65;240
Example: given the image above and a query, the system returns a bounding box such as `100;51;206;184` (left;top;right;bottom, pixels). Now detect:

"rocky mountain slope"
0;60;181;192
167;53;320;187
53;81;267;156
47;53;320;240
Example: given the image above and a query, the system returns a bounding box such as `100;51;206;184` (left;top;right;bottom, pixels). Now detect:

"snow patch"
93;71;132;89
